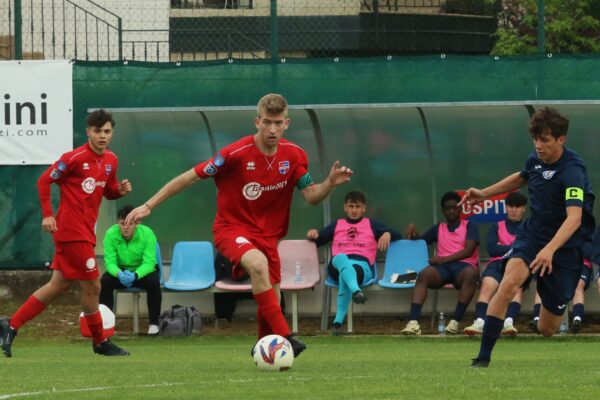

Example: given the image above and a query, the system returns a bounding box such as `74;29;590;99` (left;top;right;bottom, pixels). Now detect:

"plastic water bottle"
294;261;302;282
559;320;568;335
438;312;445;336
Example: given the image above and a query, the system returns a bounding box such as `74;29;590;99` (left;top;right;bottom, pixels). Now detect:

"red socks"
257;310;272;339
10;295;46;330
84;310;105;346
253;288;290;338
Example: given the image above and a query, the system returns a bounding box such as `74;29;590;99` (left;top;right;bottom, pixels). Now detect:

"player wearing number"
0;109;132;358
461;107;595;368
125;94;353;358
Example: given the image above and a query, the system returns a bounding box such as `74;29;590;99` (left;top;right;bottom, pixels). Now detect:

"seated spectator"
402;191;480;335
307;190;402;335
464;192;528;336
99;205;162;335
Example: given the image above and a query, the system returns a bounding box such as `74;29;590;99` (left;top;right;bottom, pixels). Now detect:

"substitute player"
461;107;595;368
125;94;353;357
0;110;132;357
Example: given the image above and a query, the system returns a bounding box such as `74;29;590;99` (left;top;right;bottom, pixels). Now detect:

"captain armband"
565;187;584;201
296;173;315;190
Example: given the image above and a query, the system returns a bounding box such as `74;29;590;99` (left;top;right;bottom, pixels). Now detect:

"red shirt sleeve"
291;147;309;186
194;147;230;179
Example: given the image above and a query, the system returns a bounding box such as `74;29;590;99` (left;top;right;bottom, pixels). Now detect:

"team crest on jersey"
278;161;290;174
57;161;68;171
247;161;256;171
214;154;225;167
50;168;61;179
105;164;112;176
83;162;90;170
542;170;556;180
85;258;96;270
203;162;217;176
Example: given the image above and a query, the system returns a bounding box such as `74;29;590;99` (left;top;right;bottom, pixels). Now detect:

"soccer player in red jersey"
0;110;132;357
126;94;353;357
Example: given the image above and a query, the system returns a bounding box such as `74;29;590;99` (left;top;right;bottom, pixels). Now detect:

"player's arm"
459;172;526;207
530;205;582;277
103;230;121;277
301;161;353;205
125;169;201;224
134;230;158;280
37;159;69;233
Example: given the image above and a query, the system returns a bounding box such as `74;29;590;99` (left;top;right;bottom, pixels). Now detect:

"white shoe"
502;322;518;336
463;319;484;336
401;320;421;336
147;324;160;336
445;319;460;334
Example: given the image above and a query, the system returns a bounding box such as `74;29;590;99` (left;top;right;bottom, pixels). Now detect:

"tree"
491;0;600;55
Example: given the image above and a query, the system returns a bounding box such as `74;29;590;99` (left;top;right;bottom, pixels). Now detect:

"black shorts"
482;260;504;283
507;236;581;316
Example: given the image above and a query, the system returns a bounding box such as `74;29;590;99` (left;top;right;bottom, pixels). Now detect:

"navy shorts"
482;260;503;283
507;236;581;316
432;261;474;288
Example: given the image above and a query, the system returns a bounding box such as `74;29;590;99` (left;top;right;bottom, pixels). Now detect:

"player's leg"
448;264;478;334
464;276;498;335
98;272;121;311
471;257;529;367
1;269;71;357
332;254;369;303
401;266;445;335
571;279;586;333
332;274;351;331
133;269;162;334
79;278;129;356
530;291;542;332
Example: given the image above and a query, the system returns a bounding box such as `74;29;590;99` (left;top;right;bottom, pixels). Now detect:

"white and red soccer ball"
253;334;294;371
79;304;115;338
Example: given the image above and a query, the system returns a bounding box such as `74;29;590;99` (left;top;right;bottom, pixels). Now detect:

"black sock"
477;315;503;360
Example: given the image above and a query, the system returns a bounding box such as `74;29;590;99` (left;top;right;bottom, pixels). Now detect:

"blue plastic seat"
164;241;215;291
378;240;428;289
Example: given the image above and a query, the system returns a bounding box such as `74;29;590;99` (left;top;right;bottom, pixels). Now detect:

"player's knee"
332;254;349;269
246;260;269;282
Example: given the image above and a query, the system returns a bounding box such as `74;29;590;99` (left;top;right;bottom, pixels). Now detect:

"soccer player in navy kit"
460;107;595;367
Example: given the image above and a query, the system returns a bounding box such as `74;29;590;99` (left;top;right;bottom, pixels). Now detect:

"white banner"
0;60;73;165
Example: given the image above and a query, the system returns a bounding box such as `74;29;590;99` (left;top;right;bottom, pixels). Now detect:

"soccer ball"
79;304;116;338
253;334;294;371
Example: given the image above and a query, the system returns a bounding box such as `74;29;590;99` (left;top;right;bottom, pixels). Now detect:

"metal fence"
0;0;499;62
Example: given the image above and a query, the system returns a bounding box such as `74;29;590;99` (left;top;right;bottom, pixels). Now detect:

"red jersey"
194;135;309;240
37;143;122;244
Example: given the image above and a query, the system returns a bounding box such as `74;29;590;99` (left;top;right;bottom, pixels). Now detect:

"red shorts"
51;241;99;280
213;229;281;285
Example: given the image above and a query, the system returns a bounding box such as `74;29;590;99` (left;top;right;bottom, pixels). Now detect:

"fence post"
270;0;278;60
117;16;123;60
14;0;22;59
537;0;545;54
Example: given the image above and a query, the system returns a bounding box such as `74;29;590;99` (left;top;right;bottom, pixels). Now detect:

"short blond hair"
257;93;288;118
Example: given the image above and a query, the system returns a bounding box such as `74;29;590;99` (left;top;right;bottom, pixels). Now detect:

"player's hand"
428;255;444;265
458;187;487;207
41;216;57;233
377;232;391;251
327;161;353;187
118;179;132;196
405;223;418;239
306;229;319;240
125;203;151;225
530;247;554;276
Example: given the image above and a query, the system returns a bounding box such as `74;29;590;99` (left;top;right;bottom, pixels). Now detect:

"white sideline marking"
0;382;183;399
1;374;376;398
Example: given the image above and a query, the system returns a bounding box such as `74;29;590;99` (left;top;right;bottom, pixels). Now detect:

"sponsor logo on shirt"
57;161;68;172
81;177;106;194
214;154;225;167
347;226;357;239
203;162;217;176
49;168;61;179
542;170;556;180
242;180;288;200
83;162;90;170
534;165;542;170
278;161;290;175
105;164;112;176
247;161;256;171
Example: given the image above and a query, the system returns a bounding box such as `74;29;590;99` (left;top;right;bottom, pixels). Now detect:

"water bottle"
438;312;445;336
294;261;302;282
559;320;568;335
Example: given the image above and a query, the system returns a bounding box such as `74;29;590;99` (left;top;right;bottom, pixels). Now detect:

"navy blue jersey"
519;147;595;248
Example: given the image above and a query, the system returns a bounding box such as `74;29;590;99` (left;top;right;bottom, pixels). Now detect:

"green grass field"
1;335;599;399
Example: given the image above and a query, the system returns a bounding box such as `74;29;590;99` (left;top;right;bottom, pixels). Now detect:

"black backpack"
158;305;202;336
